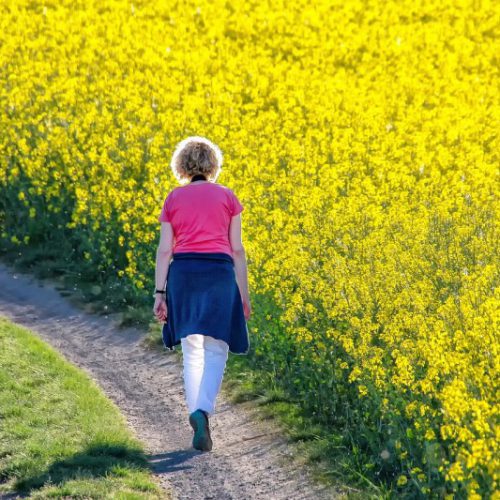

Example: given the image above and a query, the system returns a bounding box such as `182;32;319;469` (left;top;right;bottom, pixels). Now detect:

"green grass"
220;355;390;499
0;316;166;499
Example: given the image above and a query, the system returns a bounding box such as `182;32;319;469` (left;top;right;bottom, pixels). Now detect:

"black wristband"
155;289;166;294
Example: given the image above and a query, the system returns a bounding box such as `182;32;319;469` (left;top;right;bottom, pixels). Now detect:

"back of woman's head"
171;136;223;184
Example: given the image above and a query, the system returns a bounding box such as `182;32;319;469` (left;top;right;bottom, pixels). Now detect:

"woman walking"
153;136;251;452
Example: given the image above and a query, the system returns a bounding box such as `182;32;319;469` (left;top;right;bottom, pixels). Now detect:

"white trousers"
181;334;229;417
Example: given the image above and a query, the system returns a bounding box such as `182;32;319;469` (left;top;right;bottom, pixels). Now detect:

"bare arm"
155;222;175;291
229;213;250;303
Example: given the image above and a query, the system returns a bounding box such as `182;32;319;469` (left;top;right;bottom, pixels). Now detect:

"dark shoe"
189;409;212;451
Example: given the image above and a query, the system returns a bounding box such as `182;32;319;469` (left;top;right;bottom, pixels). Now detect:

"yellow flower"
446;461;465;482
358;385;368;397
397;474;408;487
424;429;436;441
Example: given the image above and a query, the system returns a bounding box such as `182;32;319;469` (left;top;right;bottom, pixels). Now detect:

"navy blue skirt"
162;252;249;354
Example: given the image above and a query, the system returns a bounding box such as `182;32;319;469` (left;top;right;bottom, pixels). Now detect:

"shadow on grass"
147;450;199;474
13;443;151;494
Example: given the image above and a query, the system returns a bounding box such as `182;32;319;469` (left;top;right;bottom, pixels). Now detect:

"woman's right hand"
153;295;168;323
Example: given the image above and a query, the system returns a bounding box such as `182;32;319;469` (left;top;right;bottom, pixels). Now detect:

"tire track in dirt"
0;262;338;500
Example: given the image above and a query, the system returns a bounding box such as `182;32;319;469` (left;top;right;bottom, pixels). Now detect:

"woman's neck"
190;174;208;184
189;174;209;184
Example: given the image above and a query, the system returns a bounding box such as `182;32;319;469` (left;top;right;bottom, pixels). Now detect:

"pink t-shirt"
158;182;244;256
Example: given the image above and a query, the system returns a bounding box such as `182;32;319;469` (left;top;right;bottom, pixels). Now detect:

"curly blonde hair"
170;136;223;185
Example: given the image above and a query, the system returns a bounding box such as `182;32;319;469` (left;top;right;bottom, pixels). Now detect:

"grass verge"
0;315;166;499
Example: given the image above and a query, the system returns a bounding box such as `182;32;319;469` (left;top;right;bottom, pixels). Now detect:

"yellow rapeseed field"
1;0;498;496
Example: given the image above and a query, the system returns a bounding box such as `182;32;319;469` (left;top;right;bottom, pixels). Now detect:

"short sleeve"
158;193;172;222
230;190;244;217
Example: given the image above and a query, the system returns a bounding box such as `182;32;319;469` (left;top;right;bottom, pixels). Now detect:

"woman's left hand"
153;295;168;322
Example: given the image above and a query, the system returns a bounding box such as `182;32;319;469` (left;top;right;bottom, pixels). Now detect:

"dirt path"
0;262;338;500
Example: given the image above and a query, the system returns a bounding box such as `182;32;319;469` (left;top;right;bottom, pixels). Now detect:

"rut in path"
0;262;339;500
